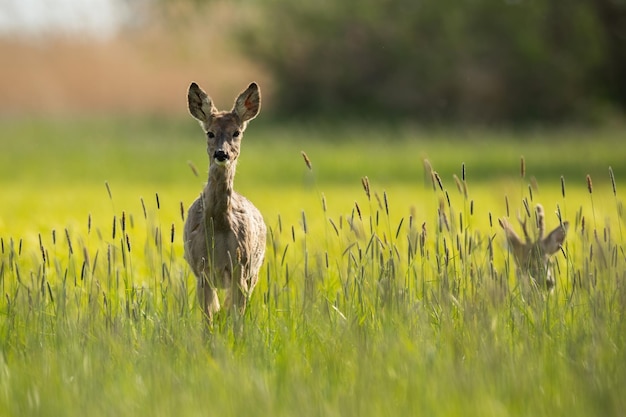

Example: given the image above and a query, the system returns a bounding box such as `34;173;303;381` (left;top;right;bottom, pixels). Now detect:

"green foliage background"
239;0;625;123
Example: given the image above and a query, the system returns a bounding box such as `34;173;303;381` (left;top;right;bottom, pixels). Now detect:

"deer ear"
233;82;261;123
188;82;216;124
499;218;524;252
541;221;569;255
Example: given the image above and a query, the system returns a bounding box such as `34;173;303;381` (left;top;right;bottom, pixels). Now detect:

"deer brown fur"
499;204;568;291
183;82;266;323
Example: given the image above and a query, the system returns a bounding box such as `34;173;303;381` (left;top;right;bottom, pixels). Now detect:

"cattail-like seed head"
112;215;116;239
523;198;531;218
170;224;175;243
180;201;185;221
453;174;463;195
83;246;90;269
321;193;327;212
462;162;466;181
52;229;56;245
187;160;199;177
586;174;593;194
561;175;566;198
105;181;113;200
609;166;616;196
383;191;389;216
301;151;312;171
354;201;362;221
329;218;339;236
301;211;308;234
361;176;371;200
121;211;126;232
65;229;73;255
423;159;435;191
520;156;526;178
38;233;46;263
374;192;383;210
433;171;444;192
125;233;131;252
505;195;510;217
88;214;92;235
156;193;161;210
140;197;147;219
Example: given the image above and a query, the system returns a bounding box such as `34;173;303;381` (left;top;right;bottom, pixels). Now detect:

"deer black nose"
214;150;229;162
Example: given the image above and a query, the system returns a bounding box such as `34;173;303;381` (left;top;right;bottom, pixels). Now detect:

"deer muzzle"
213;150;229;165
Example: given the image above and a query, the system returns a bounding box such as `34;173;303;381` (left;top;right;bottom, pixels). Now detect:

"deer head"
499;204;568;290
187;82;261;168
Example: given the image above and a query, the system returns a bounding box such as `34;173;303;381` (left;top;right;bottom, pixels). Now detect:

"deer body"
183;82;266;322
499;204;568;291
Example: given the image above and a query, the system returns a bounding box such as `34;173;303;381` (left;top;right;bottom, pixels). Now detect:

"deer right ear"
541;221;569;255
188;82;216;124
233;82;261;123
499;218;524;252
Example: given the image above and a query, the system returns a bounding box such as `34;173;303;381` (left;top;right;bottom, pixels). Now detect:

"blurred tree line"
241;0;626;123
159;0;626;124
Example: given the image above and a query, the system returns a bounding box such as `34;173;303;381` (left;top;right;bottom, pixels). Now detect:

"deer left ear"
542;221;569;255
188;82;217;124
499;218;524;252
233;83;261;123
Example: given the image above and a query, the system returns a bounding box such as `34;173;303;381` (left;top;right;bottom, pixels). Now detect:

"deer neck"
203;162;237;222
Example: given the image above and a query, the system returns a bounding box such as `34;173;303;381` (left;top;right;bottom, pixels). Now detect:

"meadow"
1;117;625;416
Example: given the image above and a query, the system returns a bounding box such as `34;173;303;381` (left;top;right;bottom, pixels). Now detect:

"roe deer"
499;204;568;291
183;82;266;324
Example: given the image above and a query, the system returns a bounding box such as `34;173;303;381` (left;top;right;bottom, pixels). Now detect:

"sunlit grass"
1;118;625;416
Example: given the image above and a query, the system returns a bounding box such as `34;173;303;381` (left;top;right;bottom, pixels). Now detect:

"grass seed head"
187;160;199;177
65;229;73;255
586;174;593;194
433;171;444;192
361;176;371;200
141;197;147;219
105;181;113;200
609;166;616;196
354;201;362;221
301;151;312;171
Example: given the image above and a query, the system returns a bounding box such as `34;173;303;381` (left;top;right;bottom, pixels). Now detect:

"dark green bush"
241;0;615;124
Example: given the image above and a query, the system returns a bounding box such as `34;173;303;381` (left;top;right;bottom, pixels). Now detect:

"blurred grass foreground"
1;2;626;417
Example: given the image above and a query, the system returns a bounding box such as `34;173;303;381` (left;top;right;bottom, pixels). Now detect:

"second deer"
183;82;267;324
499;204;568;291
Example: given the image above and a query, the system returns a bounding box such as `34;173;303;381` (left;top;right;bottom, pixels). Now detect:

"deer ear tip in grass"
500;204;568;291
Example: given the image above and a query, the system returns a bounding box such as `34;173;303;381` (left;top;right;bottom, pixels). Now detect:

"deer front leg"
198;274;220;325
224;265;248;316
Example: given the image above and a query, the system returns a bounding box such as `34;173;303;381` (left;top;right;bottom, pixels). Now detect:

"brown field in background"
0;4;270;118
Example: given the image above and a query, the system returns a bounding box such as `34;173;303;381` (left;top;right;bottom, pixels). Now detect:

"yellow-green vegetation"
1;119;625;416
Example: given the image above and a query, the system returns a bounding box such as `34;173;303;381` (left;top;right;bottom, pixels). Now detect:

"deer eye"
207;131;215;139
233;130;240;138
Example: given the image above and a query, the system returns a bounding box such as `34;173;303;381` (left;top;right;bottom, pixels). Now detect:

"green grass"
1;118;625;416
